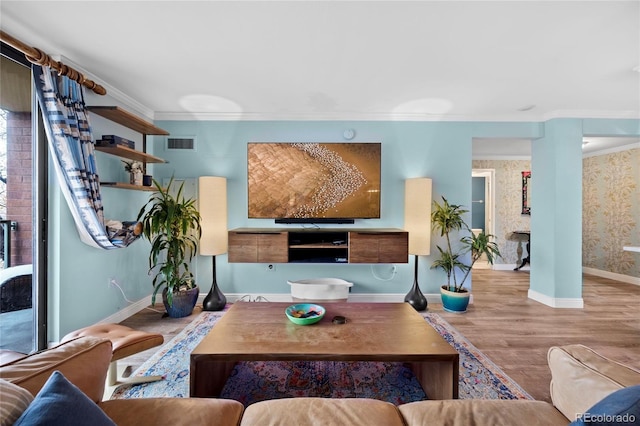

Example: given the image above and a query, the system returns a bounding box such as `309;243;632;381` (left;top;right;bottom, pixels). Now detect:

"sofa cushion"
14;371;116;426
0;336;112;403
548;345;640;421
240;397;405;426
0;378;34;426
99;397;244;426
398;399;568;426
569;385;640;425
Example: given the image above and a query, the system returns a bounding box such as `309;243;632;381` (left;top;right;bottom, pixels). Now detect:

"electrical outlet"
266;264;276;272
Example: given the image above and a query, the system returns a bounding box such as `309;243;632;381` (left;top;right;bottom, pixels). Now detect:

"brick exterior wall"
6;111;32;266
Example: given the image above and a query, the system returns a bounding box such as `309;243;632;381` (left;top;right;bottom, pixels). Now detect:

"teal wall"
531;119;584;299
47;117;639;340
150;121;479;297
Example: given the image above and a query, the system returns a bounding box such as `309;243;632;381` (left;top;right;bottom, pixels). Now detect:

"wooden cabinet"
349;231;409;264
228;230;288;263
228;228;408;264
88;106;168;191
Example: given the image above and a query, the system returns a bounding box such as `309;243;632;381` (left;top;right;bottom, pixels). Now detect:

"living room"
0;1;639;424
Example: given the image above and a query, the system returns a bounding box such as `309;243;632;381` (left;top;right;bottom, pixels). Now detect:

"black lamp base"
404;254;428;311
202;256;227;311
203;283;226;311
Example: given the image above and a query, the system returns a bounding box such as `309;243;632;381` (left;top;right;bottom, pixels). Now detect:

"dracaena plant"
137;177;202;306
430;196;501;292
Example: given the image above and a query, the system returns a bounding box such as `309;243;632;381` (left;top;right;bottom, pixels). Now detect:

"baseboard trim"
98;295;153;324
527;289;584;309
215;292;472;305
582;267;640;286
494;264;529;271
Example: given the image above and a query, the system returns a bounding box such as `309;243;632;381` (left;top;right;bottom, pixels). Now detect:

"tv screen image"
247;142;381;220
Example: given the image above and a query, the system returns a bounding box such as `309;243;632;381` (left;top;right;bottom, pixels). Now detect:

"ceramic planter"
440;285;470;313
162;286;199;318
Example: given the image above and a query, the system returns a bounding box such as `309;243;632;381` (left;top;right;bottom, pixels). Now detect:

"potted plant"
430;196;501;313
137;177;202;318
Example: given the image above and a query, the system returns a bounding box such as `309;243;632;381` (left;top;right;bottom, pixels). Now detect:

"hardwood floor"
118;270;640;402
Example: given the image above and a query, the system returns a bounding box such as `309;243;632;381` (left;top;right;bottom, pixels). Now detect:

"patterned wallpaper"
583;148;639;276
473;148;640;277
472;160;531;265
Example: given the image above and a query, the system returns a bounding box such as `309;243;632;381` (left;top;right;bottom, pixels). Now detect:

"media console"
228;228;408;264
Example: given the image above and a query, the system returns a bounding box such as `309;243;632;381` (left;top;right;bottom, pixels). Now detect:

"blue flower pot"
162;286;199;318
440;286;470;313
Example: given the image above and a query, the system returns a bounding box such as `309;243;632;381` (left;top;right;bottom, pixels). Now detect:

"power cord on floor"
110;279;165;314
235;294;270;302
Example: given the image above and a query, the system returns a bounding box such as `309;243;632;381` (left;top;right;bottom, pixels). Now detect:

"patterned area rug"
111;308;532;406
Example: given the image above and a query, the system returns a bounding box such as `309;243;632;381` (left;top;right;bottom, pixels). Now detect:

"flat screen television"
247;142;381;222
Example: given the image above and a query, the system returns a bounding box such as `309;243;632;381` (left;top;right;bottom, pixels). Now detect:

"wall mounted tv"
247;142;381;223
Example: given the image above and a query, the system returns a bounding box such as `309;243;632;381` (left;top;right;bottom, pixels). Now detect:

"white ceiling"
1;1;639;156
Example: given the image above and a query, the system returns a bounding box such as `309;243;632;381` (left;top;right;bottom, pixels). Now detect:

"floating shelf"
95;145;166;163
87;106;169;135
289;242;348;249
89;105;169;191
229;228;408;264
101;182;156;192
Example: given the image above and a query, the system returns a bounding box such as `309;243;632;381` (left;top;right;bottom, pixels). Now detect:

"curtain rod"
0;30;106;95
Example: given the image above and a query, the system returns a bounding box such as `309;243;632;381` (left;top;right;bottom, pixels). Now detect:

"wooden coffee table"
190;302;459;400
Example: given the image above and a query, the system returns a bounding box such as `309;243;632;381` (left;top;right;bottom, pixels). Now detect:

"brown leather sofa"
1;337;638;425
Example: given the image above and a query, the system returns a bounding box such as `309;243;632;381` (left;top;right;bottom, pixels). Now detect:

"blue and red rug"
111;308;532;406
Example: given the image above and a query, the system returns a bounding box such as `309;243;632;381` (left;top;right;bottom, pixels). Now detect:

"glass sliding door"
0;43;46;353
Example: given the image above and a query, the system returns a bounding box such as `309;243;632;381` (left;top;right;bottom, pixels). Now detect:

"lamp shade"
198;176;227;256
404;178;432;256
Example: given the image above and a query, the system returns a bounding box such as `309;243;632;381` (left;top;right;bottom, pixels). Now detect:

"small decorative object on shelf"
96;135;135;149
122;160;143;186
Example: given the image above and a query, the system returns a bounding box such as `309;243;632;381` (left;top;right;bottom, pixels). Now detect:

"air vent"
166;136;196;151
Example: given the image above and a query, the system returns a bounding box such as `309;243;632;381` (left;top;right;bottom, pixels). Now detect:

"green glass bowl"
285;303;326;325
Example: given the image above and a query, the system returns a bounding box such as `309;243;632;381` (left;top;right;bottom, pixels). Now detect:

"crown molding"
155;109;640;122
472;155;532;161
582;142;640;158
541;109;640;121
57;56;156;122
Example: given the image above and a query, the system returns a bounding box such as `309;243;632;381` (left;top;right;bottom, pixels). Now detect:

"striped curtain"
33;65;140;249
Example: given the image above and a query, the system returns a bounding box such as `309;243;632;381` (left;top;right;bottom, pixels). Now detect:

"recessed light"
517;104;536;112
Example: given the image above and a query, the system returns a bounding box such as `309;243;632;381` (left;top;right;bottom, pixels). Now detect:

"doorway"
471;169;495;269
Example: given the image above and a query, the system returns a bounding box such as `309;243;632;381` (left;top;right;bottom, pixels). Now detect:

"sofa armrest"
548;344;640;421
0;336;112;403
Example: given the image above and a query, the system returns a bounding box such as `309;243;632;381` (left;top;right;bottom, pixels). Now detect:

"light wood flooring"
119;270;640;403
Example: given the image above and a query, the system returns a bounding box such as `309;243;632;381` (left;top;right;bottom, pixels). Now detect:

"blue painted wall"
149;121;476;297
47;117;639;339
